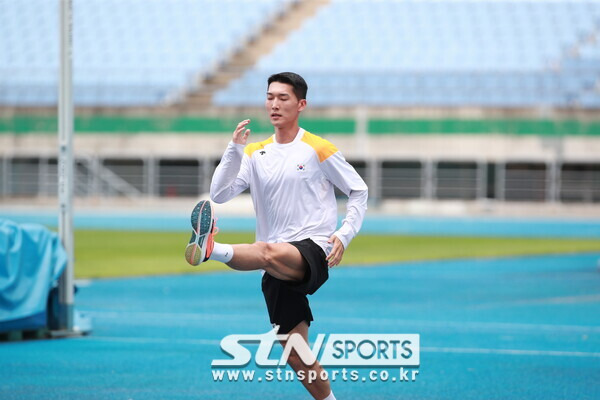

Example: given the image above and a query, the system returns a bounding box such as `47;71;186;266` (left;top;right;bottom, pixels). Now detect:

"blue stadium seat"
0;0;294;106
215;0;600;109
2;0;599;109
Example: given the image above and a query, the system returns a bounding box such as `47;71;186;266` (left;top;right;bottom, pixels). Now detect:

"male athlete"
185;72;368;400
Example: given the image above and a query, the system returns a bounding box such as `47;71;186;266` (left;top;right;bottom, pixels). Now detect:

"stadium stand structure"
1;1;600;205
182;0;329;110
3;0;600;110
215;0;600;108
0;0;295;107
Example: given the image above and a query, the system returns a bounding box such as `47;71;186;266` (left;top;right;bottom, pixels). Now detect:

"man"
185;72;368;400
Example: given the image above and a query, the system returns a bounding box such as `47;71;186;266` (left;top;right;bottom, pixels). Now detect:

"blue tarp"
0;219;67;331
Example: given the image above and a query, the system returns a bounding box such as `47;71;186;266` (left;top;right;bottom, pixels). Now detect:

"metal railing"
1;156;599;204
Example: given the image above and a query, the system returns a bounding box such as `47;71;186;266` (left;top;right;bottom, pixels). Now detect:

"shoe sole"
185;200;214;265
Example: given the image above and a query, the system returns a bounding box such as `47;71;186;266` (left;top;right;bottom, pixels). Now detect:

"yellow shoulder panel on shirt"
301;131;338;163
244;136;274;157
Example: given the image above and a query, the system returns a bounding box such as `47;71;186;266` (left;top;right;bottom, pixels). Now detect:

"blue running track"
2;210;600;238
1;253;599;399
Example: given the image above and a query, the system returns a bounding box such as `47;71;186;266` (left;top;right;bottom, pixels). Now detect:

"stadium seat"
215;0;600;109
0;0;293;106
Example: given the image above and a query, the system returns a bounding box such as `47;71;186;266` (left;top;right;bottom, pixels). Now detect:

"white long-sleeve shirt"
210;128;368;255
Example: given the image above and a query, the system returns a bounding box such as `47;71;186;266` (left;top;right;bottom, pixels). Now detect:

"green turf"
74;230;600;279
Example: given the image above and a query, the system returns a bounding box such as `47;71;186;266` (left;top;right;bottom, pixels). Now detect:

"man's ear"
298;99;307;112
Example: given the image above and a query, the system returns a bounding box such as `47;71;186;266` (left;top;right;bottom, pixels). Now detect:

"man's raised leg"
185;200;307;282
224;242;306;281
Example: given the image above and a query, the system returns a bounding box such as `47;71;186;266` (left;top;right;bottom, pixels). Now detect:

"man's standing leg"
283;321;336;400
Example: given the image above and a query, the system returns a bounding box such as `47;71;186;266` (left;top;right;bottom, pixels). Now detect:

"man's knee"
253;241;277;268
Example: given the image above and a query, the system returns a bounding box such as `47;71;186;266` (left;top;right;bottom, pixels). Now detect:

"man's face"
265;81;306;128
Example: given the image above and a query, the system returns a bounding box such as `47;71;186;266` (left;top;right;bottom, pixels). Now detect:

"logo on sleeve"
259;150;266;155
296;164;306;172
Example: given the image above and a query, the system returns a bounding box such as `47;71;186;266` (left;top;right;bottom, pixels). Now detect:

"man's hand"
326;235;345;267
233;119;251;145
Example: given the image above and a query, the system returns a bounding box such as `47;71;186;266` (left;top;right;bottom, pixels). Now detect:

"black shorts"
261;238;329;334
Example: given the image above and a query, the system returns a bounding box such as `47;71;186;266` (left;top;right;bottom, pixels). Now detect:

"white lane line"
529;293;600;304
76;337;600;358
422;346;600;358
83;311;600;333
473;294;600;309
324;316;600;334
75;336;220;346
84;310;263;320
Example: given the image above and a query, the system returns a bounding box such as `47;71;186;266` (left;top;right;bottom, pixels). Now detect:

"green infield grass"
74;230;600;279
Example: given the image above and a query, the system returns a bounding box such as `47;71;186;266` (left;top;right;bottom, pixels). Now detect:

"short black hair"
267;72;308;101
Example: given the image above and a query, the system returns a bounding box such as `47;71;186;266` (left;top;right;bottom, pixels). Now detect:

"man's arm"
210;120;252;203
319;151;369;266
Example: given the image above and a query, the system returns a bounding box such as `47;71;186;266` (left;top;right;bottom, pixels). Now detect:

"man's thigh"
264;242;307;282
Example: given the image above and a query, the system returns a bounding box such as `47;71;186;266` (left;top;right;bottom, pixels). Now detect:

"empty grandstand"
1;0;599;207
2;0;600;109
215;0;600;108
1;0;295;106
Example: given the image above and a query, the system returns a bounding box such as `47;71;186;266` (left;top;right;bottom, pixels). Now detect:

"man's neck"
274;123;300;144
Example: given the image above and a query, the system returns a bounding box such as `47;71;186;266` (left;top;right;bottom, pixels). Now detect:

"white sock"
209;242;233;263
322;392;336;400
